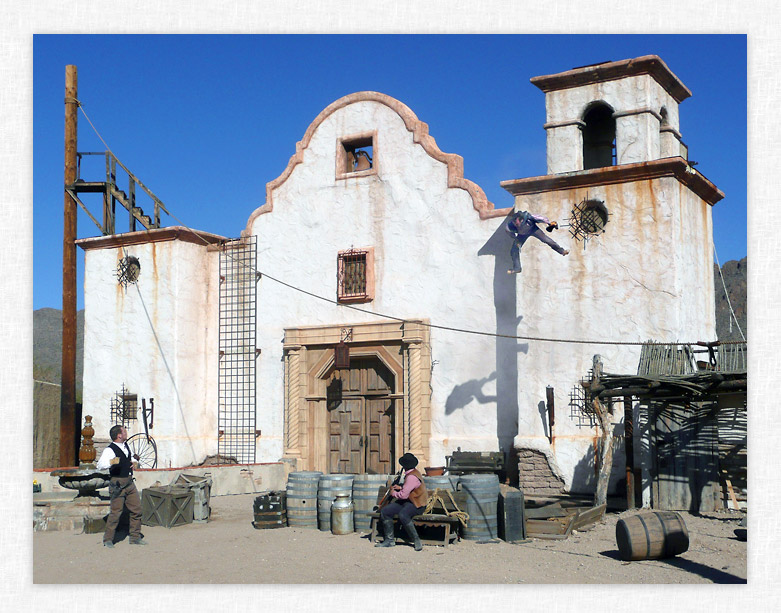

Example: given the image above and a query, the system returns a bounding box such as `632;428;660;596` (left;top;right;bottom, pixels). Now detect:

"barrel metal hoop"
656;512;671;557
637;513;651;559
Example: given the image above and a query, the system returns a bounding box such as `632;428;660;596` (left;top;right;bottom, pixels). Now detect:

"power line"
75;100;746;350
34;379;61;387
713;245;746;342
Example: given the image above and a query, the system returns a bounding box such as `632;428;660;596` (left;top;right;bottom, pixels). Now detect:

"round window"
117;255;141;287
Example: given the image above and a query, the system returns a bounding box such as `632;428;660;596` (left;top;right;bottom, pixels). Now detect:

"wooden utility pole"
60;65;78;467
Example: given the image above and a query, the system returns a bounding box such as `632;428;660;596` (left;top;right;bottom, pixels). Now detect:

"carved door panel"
326;356;395;474
329;397;363;474
366;397;394;474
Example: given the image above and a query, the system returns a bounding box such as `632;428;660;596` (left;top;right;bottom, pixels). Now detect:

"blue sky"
33;34;747;311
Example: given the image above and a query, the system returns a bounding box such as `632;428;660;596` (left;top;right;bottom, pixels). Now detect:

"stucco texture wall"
81;238;219;468
545;75;681;173
247;94;515;466
512;174;715;491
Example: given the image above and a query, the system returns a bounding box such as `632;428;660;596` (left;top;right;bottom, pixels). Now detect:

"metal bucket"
615;511;689;560
459;473;499;541
317;474;354;532
253;491;287;529
352;474;391;532
330;493;354;535
285;471;322;529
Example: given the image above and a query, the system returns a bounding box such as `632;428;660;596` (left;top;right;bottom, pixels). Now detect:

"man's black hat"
399;453;419;469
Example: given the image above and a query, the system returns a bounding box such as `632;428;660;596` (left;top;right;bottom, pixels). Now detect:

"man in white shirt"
97;425;147;547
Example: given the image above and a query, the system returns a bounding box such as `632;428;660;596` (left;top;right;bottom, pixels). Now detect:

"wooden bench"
369;488;467;548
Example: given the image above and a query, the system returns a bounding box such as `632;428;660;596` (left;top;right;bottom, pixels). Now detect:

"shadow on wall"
476;215;527;454
538;400;549;441
569;418;626;496
445;372;497;414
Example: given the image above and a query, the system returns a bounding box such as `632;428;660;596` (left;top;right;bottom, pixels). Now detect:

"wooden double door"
326;356;395;475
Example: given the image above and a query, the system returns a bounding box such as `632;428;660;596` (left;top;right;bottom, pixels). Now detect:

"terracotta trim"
500;157;724;206
243;91;502;235
76;226;228;251
530;55;692;104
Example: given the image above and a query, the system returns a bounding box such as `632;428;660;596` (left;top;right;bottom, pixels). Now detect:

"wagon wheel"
126;433;158;469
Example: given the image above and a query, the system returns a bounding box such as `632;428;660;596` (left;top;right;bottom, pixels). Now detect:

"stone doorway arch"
282;320;431;473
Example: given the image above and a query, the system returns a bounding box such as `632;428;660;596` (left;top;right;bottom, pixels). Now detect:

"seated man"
376;453;428;551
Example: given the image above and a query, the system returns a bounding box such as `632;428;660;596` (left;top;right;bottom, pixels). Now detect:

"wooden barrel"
459;473;499;541
252;491;287;529
285;471;322;528
423;475;459;493
317;474;354;532
352;474;391;532
615;511;689;561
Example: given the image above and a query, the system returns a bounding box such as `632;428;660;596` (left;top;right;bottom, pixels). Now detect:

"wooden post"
592;355;615;508
624;396;636;509
60;64;78;467
546;385;555;446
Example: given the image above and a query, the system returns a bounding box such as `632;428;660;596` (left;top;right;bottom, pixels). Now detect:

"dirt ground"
32;492;747;584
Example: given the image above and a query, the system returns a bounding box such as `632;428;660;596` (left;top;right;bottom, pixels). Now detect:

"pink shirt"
390;470;421;500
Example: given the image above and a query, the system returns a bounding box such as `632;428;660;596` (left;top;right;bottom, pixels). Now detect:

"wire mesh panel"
218;236;258;464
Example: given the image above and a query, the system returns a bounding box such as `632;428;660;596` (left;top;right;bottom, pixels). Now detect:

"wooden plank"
526;514;576;540
571;504;606;531
525;518;571;535
524;503;567;519
722;470;740;510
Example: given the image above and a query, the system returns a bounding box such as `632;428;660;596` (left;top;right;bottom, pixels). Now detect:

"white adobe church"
78;55;722;499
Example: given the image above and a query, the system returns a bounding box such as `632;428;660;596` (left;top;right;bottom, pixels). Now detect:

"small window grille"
117;255;141;288
567;197;609;246
337;248;374;303
338;250;367;299
110;384;138;427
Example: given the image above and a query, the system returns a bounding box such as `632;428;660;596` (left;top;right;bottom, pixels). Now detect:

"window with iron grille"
110;384;138;428
337;248;374;303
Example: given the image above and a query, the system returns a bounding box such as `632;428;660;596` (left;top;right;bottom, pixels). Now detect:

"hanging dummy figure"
505;210;569;274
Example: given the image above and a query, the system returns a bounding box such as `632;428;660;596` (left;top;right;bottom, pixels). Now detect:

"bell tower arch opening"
582;102;616;170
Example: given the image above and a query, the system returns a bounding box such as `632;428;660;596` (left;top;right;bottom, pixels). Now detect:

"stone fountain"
49;415;111;496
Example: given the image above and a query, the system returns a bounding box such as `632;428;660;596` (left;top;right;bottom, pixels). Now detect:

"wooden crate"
142;486;194;528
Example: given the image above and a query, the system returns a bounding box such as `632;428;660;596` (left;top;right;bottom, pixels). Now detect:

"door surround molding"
282;319;431;472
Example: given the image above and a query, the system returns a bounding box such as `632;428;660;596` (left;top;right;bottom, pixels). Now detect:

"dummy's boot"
375;517;396;547
403;521;423;551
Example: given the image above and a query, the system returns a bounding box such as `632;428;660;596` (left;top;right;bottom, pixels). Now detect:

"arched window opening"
660;107;669;128
582;104;616;170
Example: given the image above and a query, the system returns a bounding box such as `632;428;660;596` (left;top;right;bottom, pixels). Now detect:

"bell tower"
500;55;724;499
531;55;692;174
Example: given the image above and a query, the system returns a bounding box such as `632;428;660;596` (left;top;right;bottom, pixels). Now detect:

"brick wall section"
517;448;565;495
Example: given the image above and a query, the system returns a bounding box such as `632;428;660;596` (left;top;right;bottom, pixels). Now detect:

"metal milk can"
330;493;354;535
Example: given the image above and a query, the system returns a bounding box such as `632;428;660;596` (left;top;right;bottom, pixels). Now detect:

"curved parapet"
243;91;507;236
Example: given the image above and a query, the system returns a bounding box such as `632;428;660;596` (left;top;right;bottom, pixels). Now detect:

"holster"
108;479;124;500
